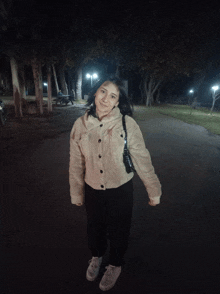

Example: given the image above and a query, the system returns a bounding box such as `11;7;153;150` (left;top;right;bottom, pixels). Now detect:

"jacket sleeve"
129;124;162;204
69;119;86;205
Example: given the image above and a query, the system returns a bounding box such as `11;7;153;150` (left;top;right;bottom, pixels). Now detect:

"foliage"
1;0;220;107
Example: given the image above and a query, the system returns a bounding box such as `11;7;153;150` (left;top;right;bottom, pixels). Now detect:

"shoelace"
104;265;115;277
88;258;99;268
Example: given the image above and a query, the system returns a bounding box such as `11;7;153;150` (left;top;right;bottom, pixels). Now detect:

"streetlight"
211;85;219;112
212;85;219;93
86;73;98;87
188;89;194;105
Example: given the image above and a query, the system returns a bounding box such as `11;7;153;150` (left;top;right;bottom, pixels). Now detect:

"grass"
2;96;220;136
133;104;220;136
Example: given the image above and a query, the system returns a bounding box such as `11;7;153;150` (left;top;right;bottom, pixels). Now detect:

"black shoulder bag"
122;115;136;174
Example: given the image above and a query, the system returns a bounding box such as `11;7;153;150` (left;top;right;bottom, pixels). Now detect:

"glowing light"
86;74;91;78
93;73;98;78
189;89;194;93
44;83;47;86
212;86;219;91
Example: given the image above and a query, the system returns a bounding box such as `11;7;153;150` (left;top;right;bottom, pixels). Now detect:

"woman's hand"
75;203;83;206
148;199;159;206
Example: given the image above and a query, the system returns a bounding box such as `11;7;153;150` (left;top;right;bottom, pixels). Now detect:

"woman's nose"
102;94;108;101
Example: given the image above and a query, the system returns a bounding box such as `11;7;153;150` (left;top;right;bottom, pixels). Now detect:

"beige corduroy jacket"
69;106;162;205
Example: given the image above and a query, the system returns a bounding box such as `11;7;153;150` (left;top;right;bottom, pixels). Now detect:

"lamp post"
44;82;48;93
188;89;194;105
86;73;98;87
211;85;219;112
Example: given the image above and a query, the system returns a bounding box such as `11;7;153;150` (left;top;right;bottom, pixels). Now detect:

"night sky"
3;0;219;41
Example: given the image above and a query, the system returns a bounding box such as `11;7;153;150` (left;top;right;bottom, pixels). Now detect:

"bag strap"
122;115;128;151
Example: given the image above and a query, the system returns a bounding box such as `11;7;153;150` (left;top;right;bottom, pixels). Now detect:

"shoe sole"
86;268;101;281
86;272;97;281
86;258;102;281
99;267;121;291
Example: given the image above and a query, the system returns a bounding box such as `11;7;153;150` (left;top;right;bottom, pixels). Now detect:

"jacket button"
98;139;101;143
99;155;102;158
100;170;103;173
101;185;104;188
100;124;103;127
121;134;123;137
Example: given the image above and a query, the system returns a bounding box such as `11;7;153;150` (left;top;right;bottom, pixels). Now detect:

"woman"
69;76;162;291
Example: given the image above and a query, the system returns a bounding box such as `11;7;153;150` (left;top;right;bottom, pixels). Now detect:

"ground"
1;102;220;294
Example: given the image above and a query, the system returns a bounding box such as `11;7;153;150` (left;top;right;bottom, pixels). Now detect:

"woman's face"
94;81;119;118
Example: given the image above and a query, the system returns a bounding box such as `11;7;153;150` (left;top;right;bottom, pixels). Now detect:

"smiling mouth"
100;102;108;107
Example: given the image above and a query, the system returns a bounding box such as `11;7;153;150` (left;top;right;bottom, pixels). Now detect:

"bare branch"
152;80;162;95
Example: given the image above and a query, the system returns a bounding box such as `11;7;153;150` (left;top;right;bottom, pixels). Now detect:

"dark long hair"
85;75;134;117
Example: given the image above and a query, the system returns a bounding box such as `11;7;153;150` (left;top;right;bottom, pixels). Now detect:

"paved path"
2;110;220;294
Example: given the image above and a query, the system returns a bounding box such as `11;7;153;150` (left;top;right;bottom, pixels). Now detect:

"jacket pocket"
78;133;90;160
109;129;125;160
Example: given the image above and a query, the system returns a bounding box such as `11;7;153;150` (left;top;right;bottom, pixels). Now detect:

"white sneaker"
86;256;103;281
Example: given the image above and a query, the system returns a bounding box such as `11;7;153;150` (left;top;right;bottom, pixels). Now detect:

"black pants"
85;179;134;267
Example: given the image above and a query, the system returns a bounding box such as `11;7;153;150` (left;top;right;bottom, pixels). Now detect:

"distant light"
189;89;194;93
93;73;98;78
212;86;219;91
86;74;91;78
44;83;47;86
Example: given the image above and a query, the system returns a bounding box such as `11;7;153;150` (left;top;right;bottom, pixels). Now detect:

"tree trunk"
59;66;68;95
52;64;59;95
20;82;26;99
76;66;82;100
144;77;153;106
19;64;26;99
47;64;52;112
10;56;23;117
146;92;153;106
67;70;71;95
5;76;10;90
211;97;215;112
139;79;145;104
211;91;220;112
155;89;160;104
31;57;43;114
144;75;161;107
38;66;43;114
71;79;75;94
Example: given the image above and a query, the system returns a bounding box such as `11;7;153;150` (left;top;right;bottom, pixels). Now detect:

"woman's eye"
101;90;105;93
112;96;116;99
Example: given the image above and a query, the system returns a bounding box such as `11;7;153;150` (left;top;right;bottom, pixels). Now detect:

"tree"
9;56;23;117
58;64;68;95
76;66;82;100
31;57;44;114
118;6;220;106
47;64;52;112
19;63;27;100
52;64;59;95
211;89;220;112
142;75;162;106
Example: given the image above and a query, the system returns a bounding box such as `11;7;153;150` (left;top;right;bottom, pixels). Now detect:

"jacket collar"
83;106;122;131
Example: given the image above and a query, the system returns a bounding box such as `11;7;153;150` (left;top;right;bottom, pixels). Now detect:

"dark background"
1;0;220;108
